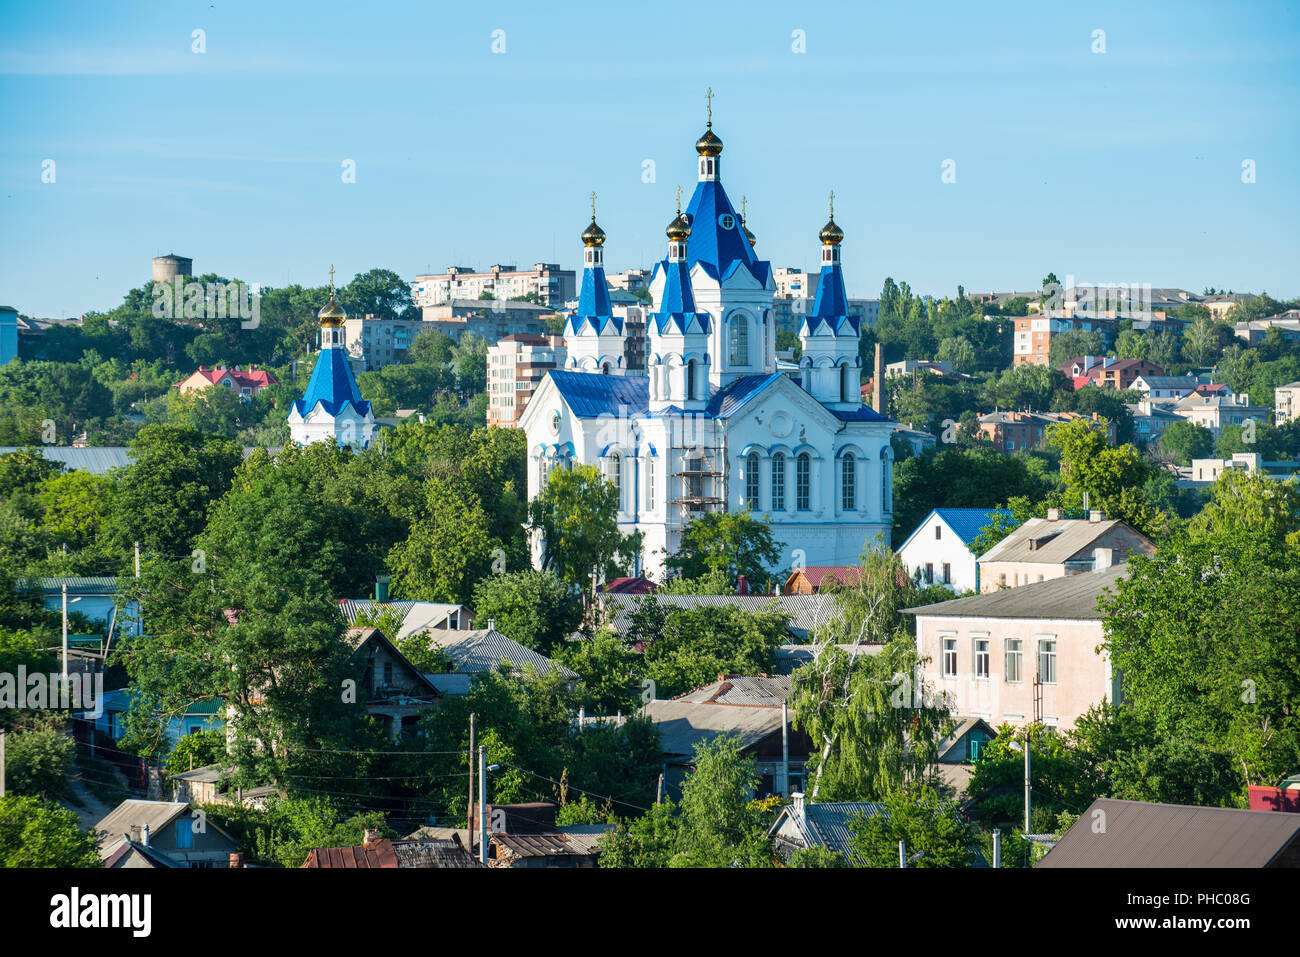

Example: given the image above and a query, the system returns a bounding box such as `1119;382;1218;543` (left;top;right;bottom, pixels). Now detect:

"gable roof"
673;674;792;706
599;593;836;640
643;697;787;758
896;508;1013;555
786;566;863;589
546;370;649;418
338;599;471;639
342;626;443;697
769;800;887;866
1039;798;1300;868
420;628;577;678
977;516;1152;565
904;563;1129;621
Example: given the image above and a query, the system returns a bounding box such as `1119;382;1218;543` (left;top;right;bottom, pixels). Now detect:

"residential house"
175;365;278;398
976;511;1155;591
302;830;483;868
84;690;223;747
896;508;1012;593
1178;452;1300;487
1232;310;1300;346
28;575;142;640
1039;798;1300;868
343;626;442;739
96;800;242;868
768;793;885;865
1057;356;1163;390
905;564;1129;729
169;765;281;809
893;423;938;456
977;411;1116;453
600;576;658;595
1131;374;1215;401
1128;398;1185;447
642;674;811;796
782;566;863;594
338;598;474;635
466;802;609;868
1170;391;1268;438
599;593;838;643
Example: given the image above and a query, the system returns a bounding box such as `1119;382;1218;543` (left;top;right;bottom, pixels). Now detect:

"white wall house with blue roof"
287;271;377;449
520;109;896;581
896;508;1013;594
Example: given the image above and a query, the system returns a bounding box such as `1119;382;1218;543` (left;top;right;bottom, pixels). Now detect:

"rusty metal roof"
301;839;400;869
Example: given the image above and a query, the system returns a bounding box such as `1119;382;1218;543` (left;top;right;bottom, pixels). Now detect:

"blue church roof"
705;373;783;418
831;405;893;422
547;370;649;418
291;347;371;418
567;265;622;336
685;179;758;277
651;258;710;335
803;263;860;337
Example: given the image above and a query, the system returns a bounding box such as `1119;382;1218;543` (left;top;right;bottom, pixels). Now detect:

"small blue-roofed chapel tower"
647;187;710;413
564;193;627;375
287;267;377;449
799;192;862;412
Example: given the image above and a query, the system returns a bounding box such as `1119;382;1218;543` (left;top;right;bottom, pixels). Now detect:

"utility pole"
478;745;488;865
780;701;790;797
1;728;6;798
467;713;475;832
1024;738;1032;833
992;828;1002;868
61;582;68;685
134;541;140;577
898;840;907;868
656;772;664;805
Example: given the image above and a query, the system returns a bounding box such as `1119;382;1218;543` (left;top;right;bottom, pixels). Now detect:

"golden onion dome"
819;216;844;246
666;210;691;242
582;217;606;247
742;220;756;247
695;123;723;157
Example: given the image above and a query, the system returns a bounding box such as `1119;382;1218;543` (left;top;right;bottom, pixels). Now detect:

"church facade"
520;111;895;581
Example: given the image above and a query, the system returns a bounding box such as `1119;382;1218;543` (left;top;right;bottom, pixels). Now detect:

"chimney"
1093;547;1114;570
872;342;883;413
229;852;245;868
1083;355;1094;372
487;618;496;632
141;823;151;847
1046;508;1061;521
1089;509;1104;523
375;574;390;603
791;791;805;816
363;829;381;846
737;575;749;595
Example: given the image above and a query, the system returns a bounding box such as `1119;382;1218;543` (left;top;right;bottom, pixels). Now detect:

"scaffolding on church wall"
666;420;729;555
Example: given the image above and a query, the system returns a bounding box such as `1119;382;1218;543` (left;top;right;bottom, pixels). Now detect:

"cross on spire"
706;87;713;127
675;184;682;214
741;195;747;221
328;264;336;299
828;190;835;218
590;190;597;221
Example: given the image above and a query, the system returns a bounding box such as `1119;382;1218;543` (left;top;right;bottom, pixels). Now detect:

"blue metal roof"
548;370;649;418
898;507;1014;555
831;405;893;423
651;258;710;335
292;347;371;418
567;265;620;336
705;373;783;418
684;179;758;277
803;263;860;337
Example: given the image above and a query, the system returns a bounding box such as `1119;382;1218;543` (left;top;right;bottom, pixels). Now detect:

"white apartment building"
342;314;425;371
487;333;567;428
411;263;576;309
1275;382;1300;424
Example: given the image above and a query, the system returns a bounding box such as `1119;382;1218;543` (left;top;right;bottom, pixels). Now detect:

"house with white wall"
896;508;1011;594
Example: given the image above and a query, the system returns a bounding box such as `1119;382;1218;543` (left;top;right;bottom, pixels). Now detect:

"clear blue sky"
2;0;1297;318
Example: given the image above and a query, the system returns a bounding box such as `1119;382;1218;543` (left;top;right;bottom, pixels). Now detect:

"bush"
6;728;75;800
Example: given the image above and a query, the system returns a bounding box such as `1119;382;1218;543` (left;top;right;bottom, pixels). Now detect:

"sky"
1;0;1297;318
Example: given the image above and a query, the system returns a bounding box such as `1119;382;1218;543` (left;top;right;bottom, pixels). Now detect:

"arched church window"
841;365;850;403
771;453;786;511
608;453;623;511
602;362;610;375
842;453;856;511
729;314;749;366
796;453;810;511
687;359;696;400
745;452;760;511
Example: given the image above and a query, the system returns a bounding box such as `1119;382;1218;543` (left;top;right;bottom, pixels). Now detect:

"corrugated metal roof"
704;374;782;418
26;576;122;594
0;446;132;474
421;628;576;678
642;698;785;757
301;839;400;869
769;800;886;866
675;675;792;706
600;593;836;639
338;599;470;639
547;370;649;418
1038;799;1300;868
95;800;191;853
905;564;1129;621
492;831;599;859
935;508;1014;545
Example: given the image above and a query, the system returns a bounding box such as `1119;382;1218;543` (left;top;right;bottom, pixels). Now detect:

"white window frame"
1005;638;1023;683
1037;636;1057;684
941;636;957;677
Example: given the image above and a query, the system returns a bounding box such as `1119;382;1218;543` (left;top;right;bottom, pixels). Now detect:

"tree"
1187;470;1300;548
3;728;76;800
1105;740;1244;807
669;735;774;868
248;797;394;867
388;478;496;604
529;465;638;593
665;512;782;589
786;845;847;867
340;268;413;320
848;787;975;868
1048;330;1104;367
164;728;228;777
553;629;641;715
0;796;102;868
1048;417;1165;534
640;602;788;699
1158;420;1215;465
471;570;582;655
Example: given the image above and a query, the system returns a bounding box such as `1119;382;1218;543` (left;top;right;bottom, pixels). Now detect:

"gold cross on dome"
675;184;682;214
328;264;336;296
706;87;713;126
741;195;748;221
828;190;835;218
590;190;597;221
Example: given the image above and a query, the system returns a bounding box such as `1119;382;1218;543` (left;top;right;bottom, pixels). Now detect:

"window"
1005;638;1022;682
728;314;749;365
1038;638;1057;684
974;639;990;679
942;637;957;677
686;359;696;400
839;453;856;511
924;563;934;583
646;457;655;511
796;453;810;511
771;453;785;510
175;818;194;849
745;452;760;510
942;563;951;585
383;662;393;686
935;525;942;540
608;454;623;511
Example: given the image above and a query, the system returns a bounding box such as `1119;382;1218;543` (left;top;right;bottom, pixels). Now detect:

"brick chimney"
737;575;749;595
363;829;381;846
229;852;245;868
1089;510;1104;523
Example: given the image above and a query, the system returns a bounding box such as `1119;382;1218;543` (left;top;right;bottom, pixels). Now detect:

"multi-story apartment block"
342;314;426;370
1012;315;1118;366
606;269;651;294
421;299;555;342
411;264;576;310
1057;356;1164;390
1170;391;1268;438
1275;381;1300;424
487;334;566;428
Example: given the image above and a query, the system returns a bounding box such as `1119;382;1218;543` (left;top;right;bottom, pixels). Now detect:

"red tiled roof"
602;577;658;595
792;566;863;588
176;366;279;390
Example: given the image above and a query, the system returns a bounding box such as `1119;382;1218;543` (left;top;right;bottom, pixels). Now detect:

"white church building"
520;110;895;581
287;270;378;450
